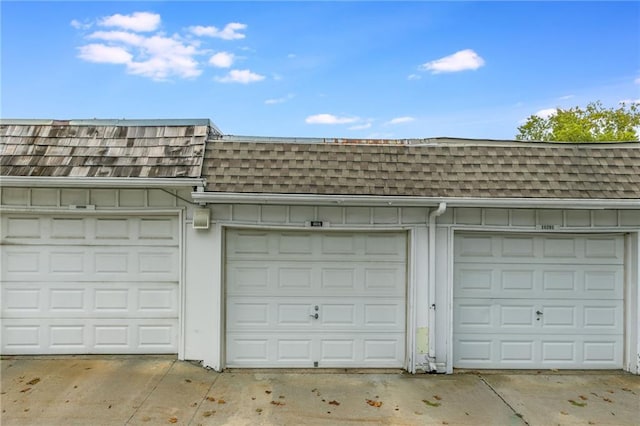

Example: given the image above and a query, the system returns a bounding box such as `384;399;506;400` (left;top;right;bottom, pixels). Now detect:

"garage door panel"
226;230;406;368
456;234;623;265
456;338;493;363
95;218;130;239
228;296;404;332
584;237;623;260
364;234;405;256
455;334;622;368
541;341;576;362
4;216;42;239
583;340;620;364
3;247;178;282
582;305;621;329
226;230;405;263
226;332;405;367
2;318;178;354
3;282;178;318
279;267;313;289
455;298;622;335
50;217;86;239
584;270;620;294
321;336;404;366
227;336;270;363
0;214;179;355
2;215;179;246
454;233;624;369
228;262;404;296
362;337;404;364
279;233;313;254
322;234;356;254
320;339;355;363
227;334;314;366
321;267;356;290
455;264;622;299
279;339;313;362
2;249;42;276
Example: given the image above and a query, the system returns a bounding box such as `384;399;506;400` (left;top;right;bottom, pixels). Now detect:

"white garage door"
226;229;407;368
454;233;624;369
1;214;179;354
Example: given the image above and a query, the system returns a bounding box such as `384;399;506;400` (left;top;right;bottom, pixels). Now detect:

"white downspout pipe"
428;202;447;372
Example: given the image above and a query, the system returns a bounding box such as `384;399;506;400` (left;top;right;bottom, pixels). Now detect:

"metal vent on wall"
193;208;210;229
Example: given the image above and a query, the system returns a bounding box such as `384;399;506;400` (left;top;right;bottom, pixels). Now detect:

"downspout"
428;202;447;372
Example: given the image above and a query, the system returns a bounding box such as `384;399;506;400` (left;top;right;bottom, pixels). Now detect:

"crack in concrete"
479;376;530;426
186;367;221;425
124;358;177;425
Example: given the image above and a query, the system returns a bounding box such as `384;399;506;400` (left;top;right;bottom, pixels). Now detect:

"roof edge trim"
190;192;640;209
220;135;640;146
0;118;213;126
1;176;206;189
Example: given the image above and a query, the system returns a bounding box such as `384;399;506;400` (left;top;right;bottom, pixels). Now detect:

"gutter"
428;202;447;372
1;176;207;189
190;192;640;209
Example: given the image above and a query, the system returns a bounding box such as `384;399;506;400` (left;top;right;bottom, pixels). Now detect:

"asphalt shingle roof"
203;139;640;199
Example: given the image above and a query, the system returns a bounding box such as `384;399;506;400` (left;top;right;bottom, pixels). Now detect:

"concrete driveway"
1;356;638;425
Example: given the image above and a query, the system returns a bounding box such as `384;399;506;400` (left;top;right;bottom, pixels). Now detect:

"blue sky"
2;1;639;139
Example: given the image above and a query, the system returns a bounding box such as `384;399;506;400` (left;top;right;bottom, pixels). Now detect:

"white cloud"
77;44;132;64
535;108;557;119
305;114;358;125
619;99;640;105
70;19;92;30
75;14;262;82
215;69;265;84
558;94;574;100
189;22;246;40
265;93;295;105
387;116;415;125
99;12;160;32
88;30;144;45
420;49;485;74
407;74;421;81
130;35;201;80
287;53;296;59
80;31;202;80
635;77;640;84
209;52;234;68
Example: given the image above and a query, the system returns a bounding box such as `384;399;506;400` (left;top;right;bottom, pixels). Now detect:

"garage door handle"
536;310;543;315
310;313;319;319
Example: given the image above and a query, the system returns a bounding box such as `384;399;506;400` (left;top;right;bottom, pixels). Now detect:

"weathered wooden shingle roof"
0;119;219;178
203;137;640;199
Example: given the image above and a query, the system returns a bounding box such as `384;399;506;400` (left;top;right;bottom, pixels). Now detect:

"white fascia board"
190;191;640;209
1;176;206;189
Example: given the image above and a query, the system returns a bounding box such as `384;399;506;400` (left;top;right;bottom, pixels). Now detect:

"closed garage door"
1;214;179;354
225;229;407;368
454;233;624;369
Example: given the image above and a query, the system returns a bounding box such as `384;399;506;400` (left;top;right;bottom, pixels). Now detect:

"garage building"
2;119;639;374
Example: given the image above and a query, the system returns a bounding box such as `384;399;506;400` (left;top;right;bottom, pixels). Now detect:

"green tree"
516;101;640;142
